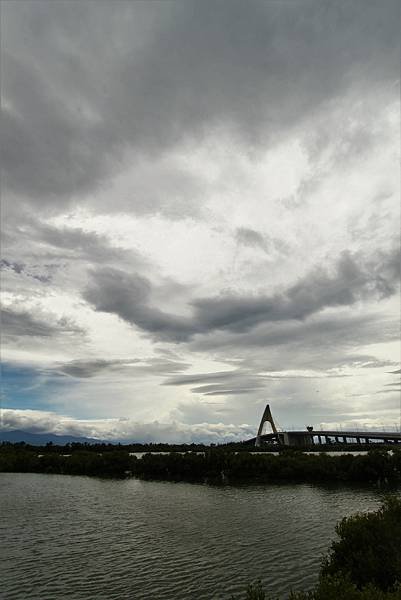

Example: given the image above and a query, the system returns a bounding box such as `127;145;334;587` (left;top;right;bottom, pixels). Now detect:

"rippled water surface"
0;473;387;599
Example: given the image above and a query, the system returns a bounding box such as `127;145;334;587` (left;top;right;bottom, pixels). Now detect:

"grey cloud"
83;267;193;342
37;224;122;259
193;249;400;334
190;384;252;394
164;371;245;387
1;214;150;302
235;228;289;255
193;315;398;353
189;313;399;376
55;357;189;378
2;0;399;208
56;359;139;379
200;390;256;397
34;222;149;271
10;218;144;266
83;248;400;343
0;259;24;274
0;258;52;283
167;370;266;396
340;358;399;370
163;362;352;397
141;358;190;374
236;228;267;251
2;307;84;339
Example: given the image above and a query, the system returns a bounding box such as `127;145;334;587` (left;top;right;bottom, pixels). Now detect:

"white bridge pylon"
255;404;279;447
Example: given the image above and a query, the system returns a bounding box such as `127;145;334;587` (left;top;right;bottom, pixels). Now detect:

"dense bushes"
241;574;401;599
133;448;401;484
1;445;401;485
0;447;133;477
321;496;401;591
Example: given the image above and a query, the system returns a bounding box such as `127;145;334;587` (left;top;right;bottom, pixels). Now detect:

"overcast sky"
1;0;400;442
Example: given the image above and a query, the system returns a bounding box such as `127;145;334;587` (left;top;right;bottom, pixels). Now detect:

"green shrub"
322;496;401;591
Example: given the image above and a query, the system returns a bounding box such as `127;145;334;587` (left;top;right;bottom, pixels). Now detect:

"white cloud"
0;408;254;443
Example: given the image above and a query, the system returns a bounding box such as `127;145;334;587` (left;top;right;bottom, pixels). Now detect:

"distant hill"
0;430;104;445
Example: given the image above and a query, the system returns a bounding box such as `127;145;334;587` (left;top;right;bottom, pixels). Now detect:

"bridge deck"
252;429;401;446
282;430;401;440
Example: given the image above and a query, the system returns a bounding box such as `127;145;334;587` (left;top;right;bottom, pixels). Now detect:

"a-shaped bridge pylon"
255;404;280;447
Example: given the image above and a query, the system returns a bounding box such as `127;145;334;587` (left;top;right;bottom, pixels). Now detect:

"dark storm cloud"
193;249;400;334
83;267;192;342
2;0;399;208
84;248;400;342
1;307;84;339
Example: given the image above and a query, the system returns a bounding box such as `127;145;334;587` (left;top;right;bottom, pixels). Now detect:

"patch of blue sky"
0;362;77;411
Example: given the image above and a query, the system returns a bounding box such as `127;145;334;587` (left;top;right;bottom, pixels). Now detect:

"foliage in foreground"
233;497;401;599
239;577;401;600
321;496;401;591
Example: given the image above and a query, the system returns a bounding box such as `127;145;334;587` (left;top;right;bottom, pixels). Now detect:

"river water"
0;473;391;600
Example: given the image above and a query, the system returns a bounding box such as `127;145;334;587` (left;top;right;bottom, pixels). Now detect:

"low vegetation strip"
1;446;401;485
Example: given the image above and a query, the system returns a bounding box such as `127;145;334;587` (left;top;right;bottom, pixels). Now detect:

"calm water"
0;473;391;600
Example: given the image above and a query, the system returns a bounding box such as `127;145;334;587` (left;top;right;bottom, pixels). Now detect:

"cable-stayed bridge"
252;405;401;447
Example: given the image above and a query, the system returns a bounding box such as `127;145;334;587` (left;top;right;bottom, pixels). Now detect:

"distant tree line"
1;440;214;452
233;496;401;599
1;439;393;453
1;445;401;485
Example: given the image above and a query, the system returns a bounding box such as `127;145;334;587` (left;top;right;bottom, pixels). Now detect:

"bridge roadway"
251;429;401;447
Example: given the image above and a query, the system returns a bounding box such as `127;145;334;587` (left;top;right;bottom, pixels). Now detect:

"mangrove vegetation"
1;444;401;485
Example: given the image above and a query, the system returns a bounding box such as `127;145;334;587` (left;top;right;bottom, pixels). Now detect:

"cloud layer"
1;408;254;444
1;1;400;439
2;1;399;206
83;248;399;342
